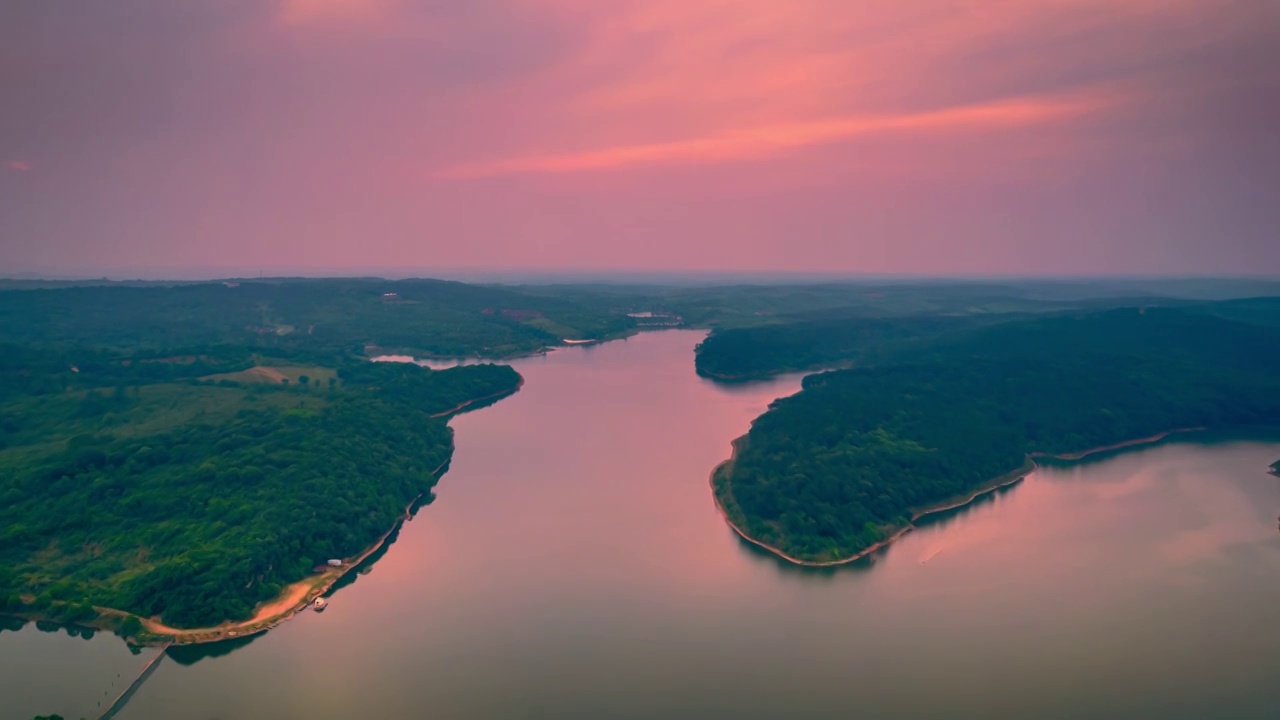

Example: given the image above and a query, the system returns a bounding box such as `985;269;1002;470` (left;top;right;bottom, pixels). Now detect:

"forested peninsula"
713;305;1280;564
0;277;607;642
0;354;521;638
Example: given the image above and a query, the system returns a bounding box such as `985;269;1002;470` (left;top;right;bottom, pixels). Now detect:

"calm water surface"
4;330;1279;719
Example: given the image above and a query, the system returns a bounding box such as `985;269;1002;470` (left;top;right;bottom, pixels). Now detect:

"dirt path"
138;576;324;638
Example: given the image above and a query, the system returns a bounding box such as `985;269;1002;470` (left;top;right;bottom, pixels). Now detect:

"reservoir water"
4;330;1279;719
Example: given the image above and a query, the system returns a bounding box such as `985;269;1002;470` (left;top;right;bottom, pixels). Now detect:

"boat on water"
314;597;328;611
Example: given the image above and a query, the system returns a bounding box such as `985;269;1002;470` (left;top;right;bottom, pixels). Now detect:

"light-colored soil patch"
133;492;420;644
138;355;208;364
139;574;326;637
204;365;337;386
246;366;288;383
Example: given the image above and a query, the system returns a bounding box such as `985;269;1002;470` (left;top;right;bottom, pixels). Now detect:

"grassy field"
521;317;581;339
204;364;339;387
0;382;328;454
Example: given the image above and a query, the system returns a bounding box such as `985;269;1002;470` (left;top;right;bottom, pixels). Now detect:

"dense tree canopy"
695;294;1280;381
694;315;995;379
0;360;521;628
716;306;1280;562
337;360;521;415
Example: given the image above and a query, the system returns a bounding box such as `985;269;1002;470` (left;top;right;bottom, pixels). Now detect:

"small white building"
327;559;343;567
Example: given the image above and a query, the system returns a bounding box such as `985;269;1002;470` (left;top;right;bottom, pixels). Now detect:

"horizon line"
4;269;1280;285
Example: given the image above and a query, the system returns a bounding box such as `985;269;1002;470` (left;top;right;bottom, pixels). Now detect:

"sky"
1;0;1278;278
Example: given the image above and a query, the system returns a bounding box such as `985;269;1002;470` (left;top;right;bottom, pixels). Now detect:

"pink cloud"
4;1;1276;274
5;160;31;171
424;1;1184;180
439;92;1114;178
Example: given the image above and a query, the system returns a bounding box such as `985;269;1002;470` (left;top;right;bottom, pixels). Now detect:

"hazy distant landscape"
4;276;1278;630
6;1;1280;718
3;275;1279;720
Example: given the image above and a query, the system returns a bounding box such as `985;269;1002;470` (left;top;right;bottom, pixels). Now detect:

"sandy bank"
136;485;432;645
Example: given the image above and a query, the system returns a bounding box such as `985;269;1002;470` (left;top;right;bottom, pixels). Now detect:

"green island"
710;302;1280;564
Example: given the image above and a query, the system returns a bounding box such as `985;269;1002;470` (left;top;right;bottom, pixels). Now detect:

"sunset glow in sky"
2;1;1277;276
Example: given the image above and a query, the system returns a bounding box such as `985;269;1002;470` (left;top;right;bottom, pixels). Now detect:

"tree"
120;615;142;638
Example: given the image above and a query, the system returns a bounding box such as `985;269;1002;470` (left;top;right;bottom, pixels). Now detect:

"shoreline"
366;345;552;364
133;384;535;642
139;491;422;644
695;361;854;384
429;378;525;418
7;455;452;648
368;326;646;366
8;369;526;645
711;426;1211;568
1031;427;1205;462
708;437;902;567
139;452;456;645
907;458;1035;521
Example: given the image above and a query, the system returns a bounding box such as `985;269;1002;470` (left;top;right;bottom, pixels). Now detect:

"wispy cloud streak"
439;94;1110;178
3;1;1277;274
